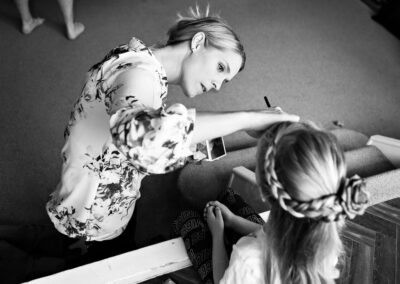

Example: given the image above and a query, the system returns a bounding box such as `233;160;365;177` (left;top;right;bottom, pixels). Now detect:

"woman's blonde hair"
165;6;246;72
256;121;369;283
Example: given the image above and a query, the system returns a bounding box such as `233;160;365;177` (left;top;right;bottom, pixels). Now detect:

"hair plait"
260;122;369;222
260;121;293;201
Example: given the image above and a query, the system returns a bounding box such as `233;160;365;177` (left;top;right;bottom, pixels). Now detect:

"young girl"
46;6;298;244
175;121;369;284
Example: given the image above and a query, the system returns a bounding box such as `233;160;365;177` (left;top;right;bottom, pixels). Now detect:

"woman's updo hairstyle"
166;6;246;72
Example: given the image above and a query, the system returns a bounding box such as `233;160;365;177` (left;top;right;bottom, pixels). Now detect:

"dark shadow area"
372;0;400;40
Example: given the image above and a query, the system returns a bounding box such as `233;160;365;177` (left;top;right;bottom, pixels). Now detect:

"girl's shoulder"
235;228;266;259
221;229;266;284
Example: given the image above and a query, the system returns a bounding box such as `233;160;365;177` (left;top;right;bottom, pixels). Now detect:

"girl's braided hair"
257;121;369;222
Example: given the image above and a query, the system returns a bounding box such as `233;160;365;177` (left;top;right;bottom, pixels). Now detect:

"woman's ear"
191;32;206;52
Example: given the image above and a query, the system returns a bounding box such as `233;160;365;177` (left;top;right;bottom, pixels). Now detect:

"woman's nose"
212;81;222;91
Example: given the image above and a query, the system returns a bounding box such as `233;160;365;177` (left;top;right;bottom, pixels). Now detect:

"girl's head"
256;121;369;283
166;6;245;98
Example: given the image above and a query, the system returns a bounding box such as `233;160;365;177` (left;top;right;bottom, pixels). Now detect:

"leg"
174;210;214;284
14;0;44;34
56;0;84;40
218;187;265;225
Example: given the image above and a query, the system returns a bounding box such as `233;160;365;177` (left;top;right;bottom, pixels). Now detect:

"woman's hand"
245;107;300;138
205;205;225;238
193;107;299;145
204;201;235;228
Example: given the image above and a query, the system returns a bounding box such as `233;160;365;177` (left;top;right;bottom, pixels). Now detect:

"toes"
22;18;45;34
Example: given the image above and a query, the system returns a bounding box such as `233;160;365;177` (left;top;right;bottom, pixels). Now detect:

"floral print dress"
47;38;197;241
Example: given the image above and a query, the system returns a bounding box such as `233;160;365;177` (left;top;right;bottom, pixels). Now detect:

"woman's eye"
218;63;225;72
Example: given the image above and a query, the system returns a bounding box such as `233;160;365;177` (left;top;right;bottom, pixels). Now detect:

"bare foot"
22;18;45;34
66;22;85;40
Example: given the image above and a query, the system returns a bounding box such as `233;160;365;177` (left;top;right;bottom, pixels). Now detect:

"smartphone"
197;137;227;161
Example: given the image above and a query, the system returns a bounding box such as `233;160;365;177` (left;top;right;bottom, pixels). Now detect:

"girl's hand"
205;205;224;238
204;201;235;228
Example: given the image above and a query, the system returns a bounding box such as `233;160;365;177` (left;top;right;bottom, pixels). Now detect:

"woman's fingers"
269;110;300;123
286;113;300;122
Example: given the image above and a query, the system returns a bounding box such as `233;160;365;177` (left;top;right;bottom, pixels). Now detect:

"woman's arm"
191;109;299;144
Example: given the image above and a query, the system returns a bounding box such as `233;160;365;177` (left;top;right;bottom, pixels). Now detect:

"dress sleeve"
97;54;197;174
110;103;196;174
220;256;261;284
219;235;265;284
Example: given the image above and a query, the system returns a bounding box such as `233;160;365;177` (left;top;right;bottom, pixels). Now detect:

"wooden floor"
338;197;400;284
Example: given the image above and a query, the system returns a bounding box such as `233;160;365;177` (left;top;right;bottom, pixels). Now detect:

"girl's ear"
191;32;206;52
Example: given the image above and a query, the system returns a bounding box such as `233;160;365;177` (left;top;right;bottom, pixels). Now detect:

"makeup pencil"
264;96;271;108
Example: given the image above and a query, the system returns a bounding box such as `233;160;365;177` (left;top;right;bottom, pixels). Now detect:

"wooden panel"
338;237;353;284
349;241;374;284
397;225;400;284
338;198;400;284
342;221;376;247
374;233;396;284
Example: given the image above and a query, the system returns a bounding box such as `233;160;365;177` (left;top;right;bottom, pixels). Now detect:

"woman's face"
180;46;243;98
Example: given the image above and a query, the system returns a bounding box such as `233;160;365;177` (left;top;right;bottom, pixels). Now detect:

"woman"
46;6;299;244
175;121;369;283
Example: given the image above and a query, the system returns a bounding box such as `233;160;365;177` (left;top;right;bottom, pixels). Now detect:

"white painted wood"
25;237;192;284
230;166;257;186
367;135;400;168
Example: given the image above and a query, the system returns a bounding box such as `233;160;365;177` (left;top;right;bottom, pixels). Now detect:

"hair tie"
338;175;369;220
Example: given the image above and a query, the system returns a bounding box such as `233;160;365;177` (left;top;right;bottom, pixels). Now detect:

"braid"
259;122;291;202
259;121;370;222
263;137;281;200
281;175;369;222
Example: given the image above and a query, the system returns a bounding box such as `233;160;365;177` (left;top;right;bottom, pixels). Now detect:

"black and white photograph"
0;0;399;283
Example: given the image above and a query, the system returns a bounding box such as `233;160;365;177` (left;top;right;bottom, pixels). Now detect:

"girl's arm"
212;233;229;284
206;201;262;237
191;110;299;144
207;206;229;284
228;214;263;236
